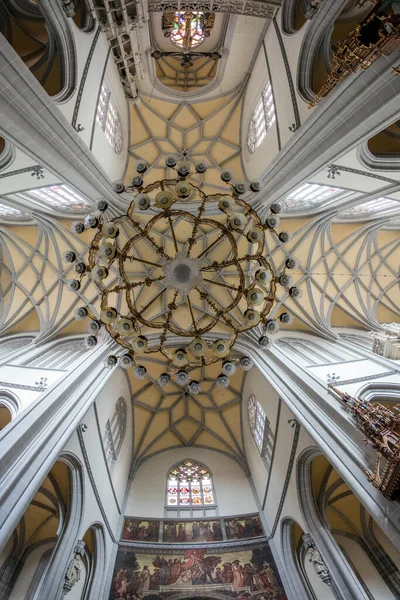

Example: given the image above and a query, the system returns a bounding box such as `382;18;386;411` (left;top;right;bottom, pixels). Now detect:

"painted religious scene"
108;543;287;599
163;519;223;543
122;520;159;543
225;516;264;541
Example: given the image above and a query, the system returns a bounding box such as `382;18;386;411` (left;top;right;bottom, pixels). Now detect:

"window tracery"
17;185;91;212
340;197;400;218
247;82;276;154
103;397;127;472
280;183;353;212
96;83;123;154
166;460;215;508
0;203;30;222
248;394;270;454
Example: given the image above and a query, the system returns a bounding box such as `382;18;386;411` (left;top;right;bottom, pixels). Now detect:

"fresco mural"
108;543;287;599
225;516;264;541
163;519;223;543
121;515;265;544
123;520;159;542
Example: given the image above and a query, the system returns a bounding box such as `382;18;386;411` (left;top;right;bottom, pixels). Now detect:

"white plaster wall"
11;543;53;600
125;447;257;518
0;365;65;413
94;368;133;507
241;367;280;505
337;534;396;600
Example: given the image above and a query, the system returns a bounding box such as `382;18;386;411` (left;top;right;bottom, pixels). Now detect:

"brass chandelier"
65;159;299;390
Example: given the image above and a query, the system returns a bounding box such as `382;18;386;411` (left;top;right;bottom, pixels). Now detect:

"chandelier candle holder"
65;158;298;389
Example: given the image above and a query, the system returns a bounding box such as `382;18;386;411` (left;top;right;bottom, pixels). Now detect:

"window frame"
248;393;271;457
165;459;218;518
247;81;276;154
96;82;123;155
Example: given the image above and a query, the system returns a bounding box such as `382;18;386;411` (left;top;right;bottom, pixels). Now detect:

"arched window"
96;83;123;154
103;397;127;473
166;459;216;517
247;82;276;153
248;394;270;455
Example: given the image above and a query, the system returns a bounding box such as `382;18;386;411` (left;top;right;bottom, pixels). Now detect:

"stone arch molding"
0;390;21;417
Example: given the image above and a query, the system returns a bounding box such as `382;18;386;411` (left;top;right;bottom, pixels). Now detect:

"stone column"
0;341;112;552
0;35;123;208
254;52;400;209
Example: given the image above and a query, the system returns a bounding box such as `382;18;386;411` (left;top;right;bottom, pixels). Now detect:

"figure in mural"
226;516;264;540
108;545;286;599
162;519;223;543
122;519;159;542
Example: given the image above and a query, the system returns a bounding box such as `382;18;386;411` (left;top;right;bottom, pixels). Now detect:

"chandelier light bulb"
216;373;229;388
176;370;189;385
71;221;85;235
279;312;293;325
278;273;293;287
259;335;272;349
177;164;190;177
135;160;148;173
113;181;125;194
270;203;282;214
165;155;177;167
219;197;234;212
240;356;254;371
131;175;143;188
213;340;230;358
195;162;207;173
102;222;119;238
234;181;247;195
75;262;86;274
189;338;206;357
265;215;281;229
247;288;264;306
222;361;236;376
131;336;148;352
88;319;101;334
134;365;147;379
289;286;302;298
119;354;134;369
175;181;192;197
96;199;109;212
158;373;171;387
91;265;108;282
104;355;118;368
99;242;116;261
101;307;117;324
250;179;261;193
221;170;232;182
188;380;201;395
117;318;135;336
74;306;88;320
285;258;298;269
135;193;150;210
155;190;174;209
265;318;279;334
173;348;188;366
67;278;81;291
85;335;98;348
244;309;261;325
255;268;272;286
279;231;292;243
229;213;247;230
63;250;76;263
247;227;264;243
84;215;99;229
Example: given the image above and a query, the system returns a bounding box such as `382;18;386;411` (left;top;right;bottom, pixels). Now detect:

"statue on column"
302;534;331;585
63;540;86;595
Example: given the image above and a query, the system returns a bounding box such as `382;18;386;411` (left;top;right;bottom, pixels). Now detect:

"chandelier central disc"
162;251;202;295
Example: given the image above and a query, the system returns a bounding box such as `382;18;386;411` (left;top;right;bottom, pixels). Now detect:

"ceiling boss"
65;159;299;391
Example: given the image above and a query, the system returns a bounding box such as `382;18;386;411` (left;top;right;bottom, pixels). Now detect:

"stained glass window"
248;394;267;453
166;460;215;507
0;202;30;222
340;197;400;218
280;183;354;213
170;11;205;49
18;185;91;212
96;83;123;154
103;396;127;473
247;82;276;154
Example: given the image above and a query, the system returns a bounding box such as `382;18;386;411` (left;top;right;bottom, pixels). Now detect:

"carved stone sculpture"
63;540;86;595
302;534;332;585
